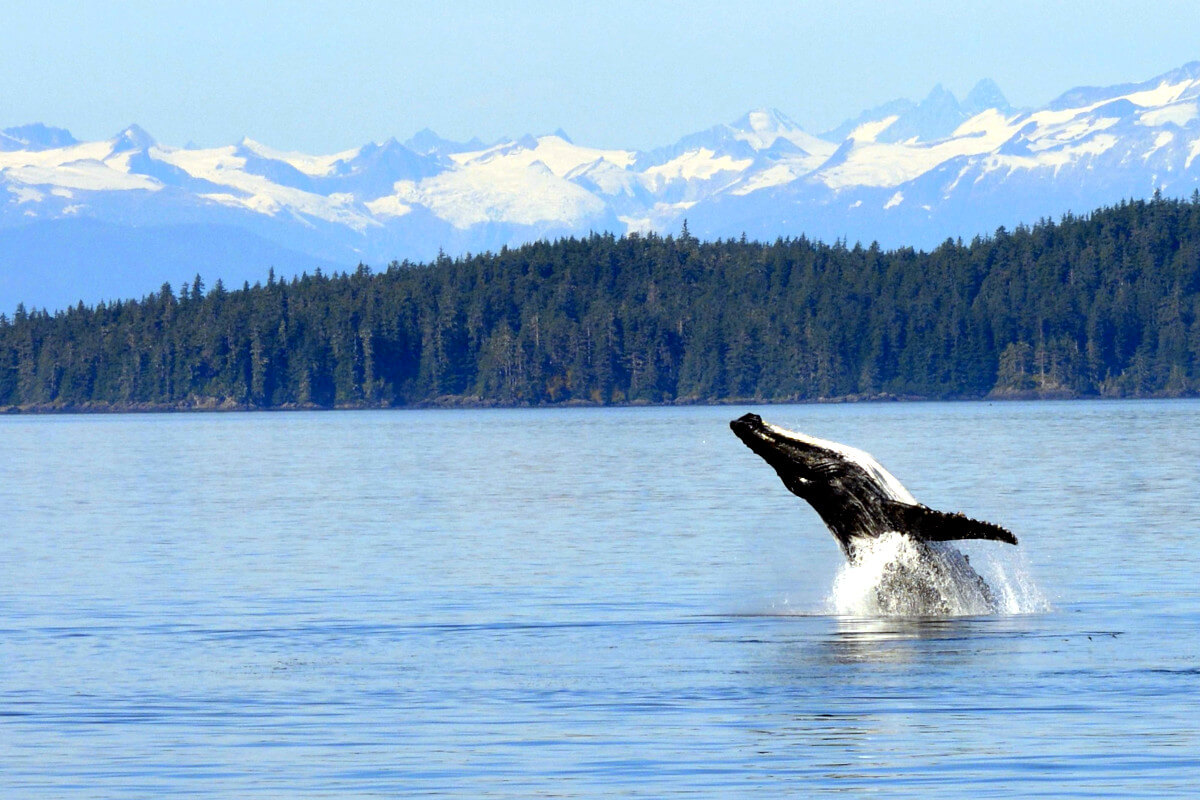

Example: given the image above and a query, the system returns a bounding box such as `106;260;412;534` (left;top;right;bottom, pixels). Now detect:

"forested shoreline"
5;195;1200;412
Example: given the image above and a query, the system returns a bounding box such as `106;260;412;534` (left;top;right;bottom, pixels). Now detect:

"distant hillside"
7;62;1200;312
3;196;1200;411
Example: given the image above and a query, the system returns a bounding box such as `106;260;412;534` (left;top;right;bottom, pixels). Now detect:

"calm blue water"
2;401;1199;797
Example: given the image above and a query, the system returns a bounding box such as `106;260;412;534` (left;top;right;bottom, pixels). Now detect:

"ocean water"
2;401;1199;797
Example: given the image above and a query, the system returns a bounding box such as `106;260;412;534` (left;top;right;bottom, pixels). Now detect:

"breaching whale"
730;413;1017;614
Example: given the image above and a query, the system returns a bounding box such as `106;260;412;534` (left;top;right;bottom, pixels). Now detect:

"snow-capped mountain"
6;61;1200;311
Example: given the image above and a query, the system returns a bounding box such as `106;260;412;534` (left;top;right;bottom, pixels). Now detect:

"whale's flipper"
894;503;1018;546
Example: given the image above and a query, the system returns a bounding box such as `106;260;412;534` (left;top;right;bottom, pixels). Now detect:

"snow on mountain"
815;107;1023;190
370;134;634;229
8;61;1200;311
0;132;161;195
730;108;834;156
239;138;362;177
629;107;838;213
111;124;156;153
822;80;1014;146
150;143;378;230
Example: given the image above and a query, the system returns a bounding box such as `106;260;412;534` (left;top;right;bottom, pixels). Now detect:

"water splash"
827;531;1047;617
976;548;1050;615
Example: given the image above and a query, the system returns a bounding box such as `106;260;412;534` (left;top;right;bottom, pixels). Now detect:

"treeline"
4;195;1200;411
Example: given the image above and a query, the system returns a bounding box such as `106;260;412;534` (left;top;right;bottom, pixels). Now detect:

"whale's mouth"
729;413;825;474
729;413;773;451
730;413;811;449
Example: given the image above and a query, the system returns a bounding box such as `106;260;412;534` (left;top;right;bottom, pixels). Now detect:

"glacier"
6;62;1200;312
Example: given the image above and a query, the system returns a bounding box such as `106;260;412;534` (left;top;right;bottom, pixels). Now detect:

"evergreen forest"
5;195;1200;411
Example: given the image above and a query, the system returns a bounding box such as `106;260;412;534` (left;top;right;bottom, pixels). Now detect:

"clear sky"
3;0;1200;153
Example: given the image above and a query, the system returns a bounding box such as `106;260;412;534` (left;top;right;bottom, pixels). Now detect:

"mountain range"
5;61;1200;312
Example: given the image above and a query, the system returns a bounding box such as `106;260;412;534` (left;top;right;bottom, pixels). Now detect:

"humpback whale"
730;413;1017;614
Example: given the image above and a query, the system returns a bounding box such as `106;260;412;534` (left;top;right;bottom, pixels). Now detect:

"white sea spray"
827;531;1047;617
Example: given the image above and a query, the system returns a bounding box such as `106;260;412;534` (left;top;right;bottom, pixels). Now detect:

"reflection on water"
825;615;996;664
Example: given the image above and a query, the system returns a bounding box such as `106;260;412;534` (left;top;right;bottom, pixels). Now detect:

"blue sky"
4;0;1200;152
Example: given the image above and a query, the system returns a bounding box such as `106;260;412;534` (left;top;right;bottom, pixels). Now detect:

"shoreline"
2;388;1186;415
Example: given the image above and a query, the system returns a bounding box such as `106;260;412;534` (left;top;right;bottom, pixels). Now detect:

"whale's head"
729;413;834;501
